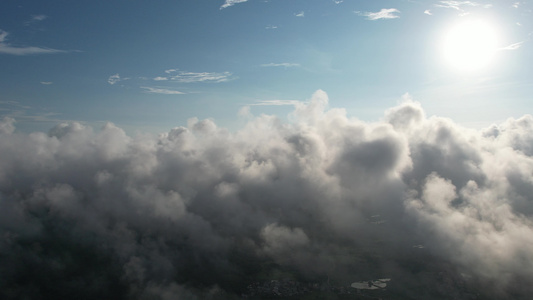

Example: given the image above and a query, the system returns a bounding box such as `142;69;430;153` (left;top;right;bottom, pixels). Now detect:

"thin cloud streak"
220;0;248;10
260;63;300;68
435;1;492;11
500;41;524;50
356;8;401;20
24;14;48;26
251;100;302;106
159;70;234;83
141;86;185;95
31;15;47;21
0;29;67;55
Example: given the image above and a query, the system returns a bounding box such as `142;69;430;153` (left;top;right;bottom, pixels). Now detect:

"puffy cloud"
1;90;533;299
108;73;121;85
0;117;15;134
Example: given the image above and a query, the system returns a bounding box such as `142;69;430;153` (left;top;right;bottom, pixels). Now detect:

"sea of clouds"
1;90;532;299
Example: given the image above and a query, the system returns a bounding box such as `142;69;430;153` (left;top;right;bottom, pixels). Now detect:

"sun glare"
441;19;499;72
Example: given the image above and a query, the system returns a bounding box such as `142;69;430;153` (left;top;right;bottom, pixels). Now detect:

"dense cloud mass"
1;90;533;299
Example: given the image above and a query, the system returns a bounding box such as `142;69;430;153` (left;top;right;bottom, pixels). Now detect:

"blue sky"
1;0;531;134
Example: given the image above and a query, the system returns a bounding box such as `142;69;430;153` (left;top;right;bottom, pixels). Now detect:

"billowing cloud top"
1;91;533;299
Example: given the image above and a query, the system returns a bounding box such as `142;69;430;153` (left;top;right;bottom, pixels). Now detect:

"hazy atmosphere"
1;1;533;299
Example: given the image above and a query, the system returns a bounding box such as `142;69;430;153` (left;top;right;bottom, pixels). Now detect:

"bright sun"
441;19;499;72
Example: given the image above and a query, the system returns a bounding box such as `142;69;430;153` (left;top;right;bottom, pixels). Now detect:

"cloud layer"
1;91;533;299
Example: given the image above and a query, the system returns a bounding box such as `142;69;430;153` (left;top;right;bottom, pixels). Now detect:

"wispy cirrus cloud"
32;15;47;21
500;41;524;50
141;86;185;95
295;11;305;17
260;63;300;68
220;0;248;10
0;29;67;55
424;9;433;15
157;69;234;83
356;8;401;20
435;1;492;11
25;14;47;26
40;81;53;85
251;100;302;106
0;100;62;125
